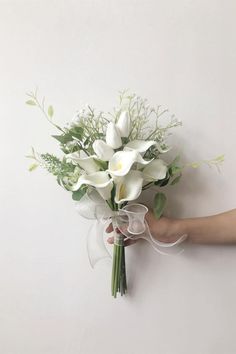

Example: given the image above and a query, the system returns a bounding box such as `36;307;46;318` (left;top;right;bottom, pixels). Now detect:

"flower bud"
106;122;122;149
116;111;131;138
93;140;114;161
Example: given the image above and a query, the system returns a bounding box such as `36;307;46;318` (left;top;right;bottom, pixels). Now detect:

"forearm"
177;209;236;244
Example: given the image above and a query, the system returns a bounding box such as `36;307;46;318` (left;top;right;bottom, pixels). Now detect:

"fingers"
106;222;138;246
106;223;114;233
107;236;138;247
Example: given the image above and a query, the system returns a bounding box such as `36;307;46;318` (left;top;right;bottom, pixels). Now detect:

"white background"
0;1;236;353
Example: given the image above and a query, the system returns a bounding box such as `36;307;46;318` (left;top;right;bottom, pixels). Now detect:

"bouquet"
26;90;224;297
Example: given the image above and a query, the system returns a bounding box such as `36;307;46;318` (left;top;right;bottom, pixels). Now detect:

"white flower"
115;170;143;204
125;140;171;154
116;111;131;138
124;140;156;153
108;150;151;177
142;159;167;182
92;140;114;161
72;171;113;200
106;122;122;149
66;153;100;173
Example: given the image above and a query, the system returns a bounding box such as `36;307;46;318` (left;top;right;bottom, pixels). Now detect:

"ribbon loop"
76;193;187;267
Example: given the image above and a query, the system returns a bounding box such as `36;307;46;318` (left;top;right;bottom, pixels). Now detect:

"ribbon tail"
86;220;112;268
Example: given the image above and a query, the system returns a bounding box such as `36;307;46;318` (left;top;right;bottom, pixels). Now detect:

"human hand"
106;209;183;246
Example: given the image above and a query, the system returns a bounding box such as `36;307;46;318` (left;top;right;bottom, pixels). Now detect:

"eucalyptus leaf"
26;100;36;106
48;105;54;118
170;174;182;185
153;192;167;219
28;163;38;171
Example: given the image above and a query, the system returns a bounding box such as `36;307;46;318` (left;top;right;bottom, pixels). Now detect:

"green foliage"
153;192;167;219
28;163;38;171
113;90;182;146
26;100;36;106
40;153;78;189
52;133;74;144
72;187;87;201
170;174;182;185
48;105;54;118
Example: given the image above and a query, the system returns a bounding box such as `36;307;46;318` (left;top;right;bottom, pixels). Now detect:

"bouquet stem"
111;231;127;297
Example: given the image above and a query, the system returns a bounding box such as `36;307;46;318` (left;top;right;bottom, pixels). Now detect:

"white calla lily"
66;152;99;173
115;170;143;204
116;111;131;137
124;140;156;153
92;140;114;161
143;159;167;182
106;122;122;149
72;171;113;200
108;150;151;177
125;140;171;154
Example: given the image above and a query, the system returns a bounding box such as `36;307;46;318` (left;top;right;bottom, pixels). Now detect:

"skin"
106;209;236;246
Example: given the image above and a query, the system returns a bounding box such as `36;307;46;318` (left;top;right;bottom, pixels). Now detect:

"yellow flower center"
115;161;123;170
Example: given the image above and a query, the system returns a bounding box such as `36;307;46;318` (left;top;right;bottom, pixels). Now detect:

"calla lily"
116;111;131;137
125;140;171;154
92;140;114;161
115;170;143;204
72;171;113;200
66;152;100;173
106;122;122;149
108;150;151;177
143;159;167;182
124;140;156;153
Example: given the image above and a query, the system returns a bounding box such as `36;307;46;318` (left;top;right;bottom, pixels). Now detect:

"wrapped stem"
111;222;127;297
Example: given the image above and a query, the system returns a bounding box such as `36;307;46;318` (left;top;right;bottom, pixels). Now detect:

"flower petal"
124;140;156;153
106;122;122;149
66;153;100;173
115;170;143;204
143;159;167;182
108;150;151;177
116;111;131;137
125;140;171;154
72;171;113;200
92;140;114;161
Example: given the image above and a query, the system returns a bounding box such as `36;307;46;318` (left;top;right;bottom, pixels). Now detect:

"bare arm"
176;209;236;244
106;209;236;245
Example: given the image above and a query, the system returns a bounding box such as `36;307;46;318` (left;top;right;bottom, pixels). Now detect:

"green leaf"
28;163;38;171
52;133;73;144
170;174;182;185
48;105;54;118
169;165;182;176
214;155;225;162
26;100;36;106
191;162;200;169
72;187;87;201
153;192;167;219
69;126;83;140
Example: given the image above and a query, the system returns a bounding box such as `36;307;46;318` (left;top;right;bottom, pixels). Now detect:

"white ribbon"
75;191;187;268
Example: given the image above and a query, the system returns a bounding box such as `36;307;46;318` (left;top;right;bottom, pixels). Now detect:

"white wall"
0;1;236;353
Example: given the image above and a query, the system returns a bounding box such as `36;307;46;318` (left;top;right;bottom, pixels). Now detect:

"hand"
106;209;183;246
